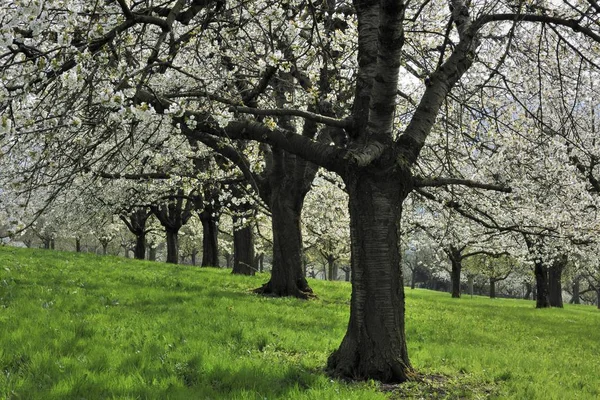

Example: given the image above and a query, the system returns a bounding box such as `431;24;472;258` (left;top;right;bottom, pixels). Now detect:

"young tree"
120;207;153;260
151;188;197;264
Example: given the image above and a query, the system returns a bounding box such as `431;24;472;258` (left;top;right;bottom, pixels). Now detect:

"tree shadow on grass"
63;364;323;400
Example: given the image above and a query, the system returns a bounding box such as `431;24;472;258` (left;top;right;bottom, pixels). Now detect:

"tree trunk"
102;243;108;256
257;253;264;272
534;261;551;308
344;267;351;282
165;229;179;264
120;208;150;260
449;249;462;298
571;278;580;304
134;233;146;260
468;275;474;297
224;251;232;269
410;268;416;289
327;170;412;383
232;222;255;275
254;187;312;297
191;249;198;266
148;247;157;261
50;239;55;250
75;238;81;253
597;289;600;309
548;257;565;308
200;211;219;267
327;256;338;281
524;282;533;300
489;278;496;299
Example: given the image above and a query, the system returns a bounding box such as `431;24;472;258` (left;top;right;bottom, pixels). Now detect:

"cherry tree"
302;172;350;281
3;0;600;383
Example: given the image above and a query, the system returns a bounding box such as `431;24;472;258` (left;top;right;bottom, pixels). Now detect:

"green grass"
0;247;599;399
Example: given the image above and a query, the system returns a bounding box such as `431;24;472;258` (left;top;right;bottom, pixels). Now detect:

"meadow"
0;247;598;399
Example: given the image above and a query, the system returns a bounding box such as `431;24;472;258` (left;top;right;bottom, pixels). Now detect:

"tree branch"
414;177;512;193
231;106;351;129
474;13;600;43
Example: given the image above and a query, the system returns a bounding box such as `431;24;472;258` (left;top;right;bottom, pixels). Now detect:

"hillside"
0;247;599;399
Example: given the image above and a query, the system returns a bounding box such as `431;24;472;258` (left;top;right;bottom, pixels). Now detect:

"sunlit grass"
0;247;599;399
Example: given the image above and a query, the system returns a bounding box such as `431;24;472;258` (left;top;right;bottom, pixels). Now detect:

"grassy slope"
0;247;598;399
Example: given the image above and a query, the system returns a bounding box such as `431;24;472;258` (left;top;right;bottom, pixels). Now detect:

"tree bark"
534;261;551;308
255;253;264;272
120;208;151;260
449;248;462;298
232;221;255;275
134;233;146;260
254;185;312;297
597;289;600;309
327;255;338;281
344;267;351;282
571;278;580;304
489;278;496;299
75;238;81;253
151;189;196;265
524;282;533;300
200;210;219;267
327;168;412;383
165;230;179;264
468;275;474;297
548;257;565;308
410;268;416;289
148;247;157;261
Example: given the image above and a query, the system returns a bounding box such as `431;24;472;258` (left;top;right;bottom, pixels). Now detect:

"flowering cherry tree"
2;0;600;383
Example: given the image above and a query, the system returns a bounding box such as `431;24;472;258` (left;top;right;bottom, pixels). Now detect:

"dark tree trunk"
327;255;338;281
524;282;533;300
151;189;196;266
200;210;219;267
534;261;551;308
75;238;81;253
232;221;255;275
191;249;198;266
148;247;157;261
449;248;462;298
165;230;179;264
50;239;55;250
43;239;50;249
597;289;600;309
134;233;146;260
120;208;151;260
548;257;565;308
489;278;496;299
344;267;351;282
255;186;312;297
410;268;416;289
102;243;108;256
327;170;412;383
571;278;580;304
